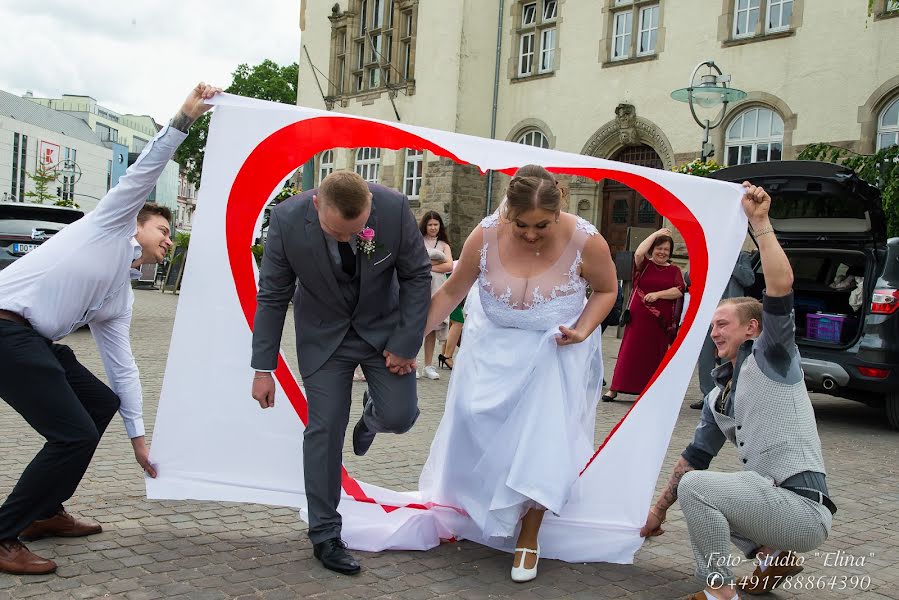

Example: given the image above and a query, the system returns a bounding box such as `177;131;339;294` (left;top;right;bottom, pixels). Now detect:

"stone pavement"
0;289;896;599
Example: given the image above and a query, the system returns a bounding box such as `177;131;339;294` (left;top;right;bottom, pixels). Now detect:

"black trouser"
0;320;120;540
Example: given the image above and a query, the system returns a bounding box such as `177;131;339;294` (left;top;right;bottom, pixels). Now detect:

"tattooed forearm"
170;110;196;133
655;456;695;512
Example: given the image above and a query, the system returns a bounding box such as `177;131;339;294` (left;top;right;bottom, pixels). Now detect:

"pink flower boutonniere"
356;227;377;258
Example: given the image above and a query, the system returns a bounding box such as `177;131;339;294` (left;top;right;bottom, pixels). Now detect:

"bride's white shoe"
510;544;539;582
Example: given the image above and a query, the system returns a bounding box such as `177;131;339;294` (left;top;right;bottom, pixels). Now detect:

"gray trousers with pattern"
678;470;832;585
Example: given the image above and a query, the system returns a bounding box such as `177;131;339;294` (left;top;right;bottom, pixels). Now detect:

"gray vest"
710;354;827;485
330;250;360;309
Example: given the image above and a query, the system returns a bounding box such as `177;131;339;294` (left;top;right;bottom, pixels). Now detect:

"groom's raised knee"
378;402;419;433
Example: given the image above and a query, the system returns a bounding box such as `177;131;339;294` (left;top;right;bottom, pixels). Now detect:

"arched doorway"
601;144;663;256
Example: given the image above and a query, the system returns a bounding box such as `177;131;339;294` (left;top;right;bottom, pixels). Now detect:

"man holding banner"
0;82;220;575
250;171;431;575
640;183;835;600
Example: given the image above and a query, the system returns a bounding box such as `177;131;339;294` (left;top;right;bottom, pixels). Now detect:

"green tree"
24;163;58;204
176;59;299;185
798;143;899;239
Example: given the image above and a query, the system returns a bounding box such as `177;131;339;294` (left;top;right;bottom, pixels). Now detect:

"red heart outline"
225;116;707;514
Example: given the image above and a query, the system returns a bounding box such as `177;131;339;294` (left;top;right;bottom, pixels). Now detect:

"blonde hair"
502;175;562;221
318;171;370;219
718;296;763;331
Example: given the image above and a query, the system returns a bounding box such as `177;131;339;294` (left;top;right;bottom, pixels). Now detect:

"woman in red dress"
603;228;685;401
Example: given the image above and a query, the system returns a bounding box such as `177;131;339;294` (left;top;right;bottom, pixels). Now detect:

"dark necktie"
338;241;356;277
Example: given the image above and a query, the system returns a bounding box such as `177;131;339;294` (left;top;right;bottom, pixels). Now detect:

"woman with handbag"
602;228;685;402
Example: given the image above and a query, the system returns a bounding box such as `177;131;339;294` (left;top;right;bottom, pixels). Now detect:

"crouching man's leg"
678;470;831;599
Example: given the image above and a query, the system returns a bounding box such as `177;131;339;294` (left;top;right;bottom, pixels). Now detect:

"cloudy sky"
0;0;301;124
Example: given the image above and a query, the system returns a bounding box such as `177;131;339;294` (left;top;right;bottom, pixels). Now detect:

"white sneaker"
423;365;440;380
511;544;539;582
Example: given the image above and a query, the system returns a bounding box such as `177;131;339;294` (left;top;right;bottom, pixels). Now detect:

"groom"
250;170;431;574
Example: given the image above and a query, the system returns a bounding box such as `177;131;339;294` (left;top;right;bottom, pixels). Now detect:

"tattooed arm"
640;399;725;537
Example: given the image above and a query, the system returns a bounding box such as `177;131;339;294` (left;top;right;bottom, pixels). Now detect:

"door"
601;145;664;256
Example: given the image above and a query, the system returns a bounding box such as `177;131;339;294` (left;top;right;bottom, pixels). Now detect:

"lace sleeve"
480;213;500;229
575;216;598;236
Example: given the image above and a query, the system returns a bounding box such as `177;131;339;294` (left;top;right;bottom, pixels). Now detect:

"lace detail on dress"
575;217;598;236
522;251;584;309
479;242;520;308
480;213;500;229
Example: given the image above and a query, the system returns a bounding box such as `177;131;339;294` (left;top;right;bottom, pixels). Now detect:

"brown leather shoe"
738;551;804;594
19;509;102;541
685;593;707;600
0;539;57;575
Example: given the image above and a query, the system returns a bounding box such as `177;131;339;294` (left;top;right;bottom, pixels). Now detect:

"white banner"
147;94;747;563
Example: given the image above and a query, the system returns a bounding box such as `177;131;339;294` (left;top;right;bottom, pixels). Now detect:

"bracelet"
254;374;272;380
650;507;666;523
752;226;775;238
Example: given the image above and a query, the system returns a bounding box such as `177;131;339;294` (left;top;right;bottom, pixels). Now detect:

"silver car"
0;202;84;270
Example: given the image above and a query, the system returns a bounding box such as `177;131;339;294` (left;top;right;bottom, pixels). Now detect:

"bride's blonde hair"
502;165;561;221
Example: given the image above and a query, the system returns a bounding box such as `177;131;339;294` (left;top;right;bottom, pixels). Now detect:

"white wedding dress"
419;213;604;547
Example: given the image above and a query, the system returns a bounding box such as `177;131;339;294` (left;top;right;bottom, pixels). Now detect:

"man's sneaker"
423;365;440;380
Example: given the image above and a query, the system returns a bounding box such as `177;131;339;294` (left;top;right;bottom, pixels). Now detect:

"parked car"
0;202;84;270
710;161;899;429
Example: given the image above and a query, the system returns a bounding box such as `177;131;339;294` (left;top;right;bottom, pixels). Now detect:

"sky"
0;0;301;125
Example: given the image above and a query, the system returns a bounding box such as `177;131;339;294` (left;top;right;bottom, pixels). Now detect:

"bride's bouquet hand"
555;325;587;346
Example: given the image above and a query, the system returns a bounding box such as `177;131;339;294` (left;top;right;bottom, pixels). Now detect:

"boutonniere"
356;227;378;258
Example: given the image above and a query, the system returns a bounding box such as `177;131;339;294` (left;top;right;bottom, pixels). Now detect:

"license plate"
12;243;39;254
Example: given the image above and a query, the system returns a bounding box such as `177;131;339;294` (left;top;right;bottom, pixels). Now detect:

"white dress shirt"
0;125;187;438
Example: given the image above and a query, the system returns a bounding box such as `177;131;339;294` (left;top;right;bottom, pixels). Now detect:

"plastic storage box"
805;313;849;343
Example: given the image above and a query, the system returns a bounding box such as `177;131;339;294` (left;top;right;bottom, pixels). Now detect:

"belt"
0;310;30;328
783;486;837;516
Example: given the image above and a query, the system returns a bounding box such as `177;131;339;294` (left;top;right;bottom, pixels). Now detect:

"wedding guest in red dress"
603;228;685;401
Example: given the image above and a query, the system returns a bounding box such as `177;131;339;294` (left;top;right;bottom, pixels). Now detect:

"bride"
420;166;618;582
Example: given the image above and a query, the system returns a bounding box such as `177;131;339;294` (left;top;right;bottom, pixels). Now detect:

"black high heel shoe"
601;391;617;402
438;354;454;370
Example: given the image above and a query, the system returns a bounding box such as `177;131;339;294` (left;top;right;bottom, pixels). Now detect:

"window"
63;147;76;170
11;132;27;202
403;149;424;198
107;160;112;191
726;0;796;41
766;0;792;32
97;122;118;143
637;5;659;55
516;129;550;149
132;136;148;153
517;1;558;77
318;150;335;184
877;97;899;150
355;147;381;183
733;0;760;37
725;107;784;165
890;0;899;11
610;1;660;61
330;1;417;97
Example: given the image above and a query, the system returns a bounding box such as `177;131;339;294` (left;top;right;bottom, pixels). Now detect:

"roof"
0;89;104;145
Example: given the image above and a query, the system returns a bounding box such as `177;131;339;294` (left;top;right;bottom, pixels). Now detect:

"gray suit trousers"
679;470;831;585
301;328;419;544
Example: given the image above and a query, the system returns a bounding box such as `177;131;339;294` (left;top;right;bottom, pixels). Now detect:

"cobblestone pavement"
1;289;896;599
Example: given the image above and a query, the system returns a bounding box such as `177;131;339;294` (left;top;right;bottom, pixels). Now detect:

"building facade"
0;90;109;212
297;0;899;254
23;92;184;215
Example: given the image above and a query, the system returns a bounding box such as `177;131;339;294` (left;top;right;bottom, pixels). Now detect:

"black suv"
0;202;84;270
711;161;899;430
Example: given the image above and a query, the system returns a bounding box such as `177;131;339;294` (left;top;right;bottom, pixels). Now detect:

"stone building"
297;0;899;253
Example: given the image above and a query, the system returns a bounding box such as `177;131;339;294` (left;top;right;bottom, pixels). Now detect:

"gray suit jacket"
251;184;432;377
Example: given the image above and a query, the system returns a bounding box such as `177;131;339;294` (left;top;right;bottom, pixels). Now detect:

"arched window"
877;96;899;150
354;147;381;183
725;107;784;165
318;150;334;184
516;129;550;149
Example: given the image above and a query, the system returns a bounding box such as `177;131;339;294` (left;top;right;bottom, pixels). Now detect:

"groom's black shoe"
352;391;376;456
312;538;361;575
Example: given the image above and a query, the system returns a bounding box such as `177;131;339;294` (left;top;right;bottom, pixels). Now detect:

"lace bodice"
477;213;598;330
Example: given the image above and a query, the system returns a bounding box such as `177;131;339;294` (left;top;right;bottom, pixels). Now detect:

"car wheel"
886;391;899;431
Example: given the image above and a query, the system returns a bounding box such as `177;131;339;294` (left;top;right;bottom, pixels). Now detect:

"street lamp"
671;60;747;162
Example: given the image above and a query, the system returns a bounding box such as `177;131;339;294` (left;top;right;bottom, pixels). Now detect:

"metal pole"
485;0;505;216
